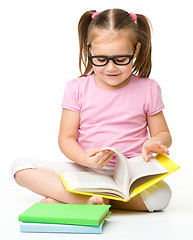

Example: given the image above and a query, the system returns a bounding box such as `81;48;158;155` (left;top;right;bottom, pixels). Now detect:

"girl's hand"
142;139;169;162
83;148;115;169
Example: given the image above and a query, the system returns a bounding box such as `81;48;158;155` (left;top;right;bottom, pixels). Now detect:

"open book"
59;147;180;202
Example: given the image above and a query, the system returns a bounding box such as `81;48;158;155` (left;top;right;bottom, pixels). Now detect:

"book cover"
19;203;111;227
20;220;106;233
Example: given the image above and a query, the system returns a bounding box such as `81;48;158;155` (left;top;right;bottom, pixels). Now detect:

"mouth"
105;73;120;77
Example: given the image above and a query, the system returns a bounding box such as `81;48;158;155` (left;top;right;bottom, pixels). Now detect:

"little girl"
12;9;172;212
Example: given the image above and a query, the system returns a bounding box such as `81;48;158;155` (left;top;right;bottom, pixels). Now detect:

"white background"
0;0;193;239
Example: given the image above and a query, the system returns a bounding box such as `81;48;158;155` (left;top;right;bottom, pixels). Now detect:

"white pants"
11;157;172;212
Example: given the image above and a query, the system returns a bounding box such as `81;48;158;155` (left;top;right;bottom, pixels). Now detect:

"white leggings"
11;157;172;212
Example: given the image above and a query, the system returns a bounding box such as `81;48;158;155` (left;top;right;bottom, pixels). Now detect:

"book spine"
19;216;99;226
20;222;104;234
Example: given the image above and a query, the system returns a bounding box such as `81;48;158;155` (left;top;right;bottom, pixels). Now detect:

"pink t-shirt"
61;73;164;165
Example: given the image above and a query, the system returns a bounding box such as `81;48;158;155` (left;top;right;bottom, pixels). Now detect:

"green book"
19;203;111;227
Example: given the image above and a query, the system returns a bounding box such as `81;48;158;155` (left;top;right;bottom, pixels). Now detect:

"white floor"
1;167;193;240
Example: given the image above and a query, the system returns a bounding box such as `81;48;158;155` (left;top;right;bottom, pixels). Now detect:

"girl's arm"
142;111;172;161
58;109;114;168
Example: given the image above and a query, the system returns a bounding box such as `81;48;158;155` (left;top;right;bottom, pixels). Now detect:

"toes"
89;195;104;205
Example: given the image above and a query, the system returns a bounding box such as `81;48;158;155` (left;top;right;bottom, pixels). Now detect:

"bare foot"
40;197;65;204
87;195;110;205
40;196;110;205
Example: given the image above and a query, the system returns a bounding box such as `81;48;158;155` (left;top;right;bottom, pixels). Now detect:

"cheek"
121;65;133;76
93;66;103;75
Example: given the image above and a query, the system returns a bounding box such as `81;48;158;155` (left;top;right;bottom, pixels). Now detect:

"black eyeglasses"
87;45;136;67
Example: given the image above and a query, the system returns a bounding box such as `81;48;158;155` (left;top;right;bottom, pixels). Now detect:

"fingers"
142;140;169;162
88;147;102;157
142;147;149;162
152;142;169;155
158;145;169;155
94;150;114;168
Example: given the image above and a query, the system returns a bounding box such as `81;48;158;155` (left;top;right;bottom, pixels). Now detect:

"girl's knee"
140;181;172;212
14;168;30;186
11;157;41;183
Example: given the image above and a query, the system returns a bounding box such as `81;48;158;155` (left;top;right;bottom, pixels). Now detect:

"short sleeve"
61;78;81;112
145;79;165;115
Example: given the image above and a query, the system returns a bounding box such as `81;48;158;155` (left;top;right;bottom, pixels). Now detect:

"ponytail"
133;14;152;78
78;10;96;76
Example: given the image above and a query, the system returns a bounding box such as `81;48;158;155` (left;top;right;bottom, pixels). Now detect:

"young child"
12;9;172;212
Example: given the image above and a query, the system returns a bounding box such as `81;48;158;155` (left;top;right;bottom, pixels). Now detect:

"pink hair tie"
91;12;101;20
129;12;137;22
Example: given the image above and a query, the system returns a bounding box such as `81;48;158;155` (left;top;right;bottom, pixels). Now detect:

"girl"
12;9;172;212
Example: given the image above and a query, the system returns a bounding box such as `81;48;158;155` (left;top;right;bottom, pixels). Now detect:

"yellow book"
59;147;180;202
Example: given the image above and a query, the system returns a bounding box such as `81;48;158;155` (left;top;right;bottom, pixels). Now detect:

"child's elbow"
167;132;172;148
58;133;64;152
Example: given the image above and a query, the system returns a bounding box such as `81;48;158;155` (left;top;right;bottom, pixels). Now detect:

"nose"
105;59;117;71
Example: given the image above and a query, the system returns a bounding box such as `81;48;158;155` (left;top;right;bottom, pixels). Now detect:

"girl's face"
89;29;139;90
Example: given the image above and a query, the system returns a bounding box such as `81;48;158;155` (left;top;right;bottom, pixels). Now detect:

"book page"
101;147;130;196
62;171;125;199
128;155;168;188
129;174;167;197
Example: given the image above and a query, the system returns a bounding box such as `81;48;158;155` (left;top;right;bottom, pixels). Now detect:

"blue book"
20;220;106;234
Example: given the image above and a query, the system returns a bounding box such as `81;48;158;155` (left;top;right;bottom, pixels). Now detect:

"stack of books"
19;203;111;234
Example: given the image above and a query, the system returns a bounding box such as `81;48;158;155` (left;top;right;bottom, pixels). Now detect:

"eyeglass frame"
87;45;136;67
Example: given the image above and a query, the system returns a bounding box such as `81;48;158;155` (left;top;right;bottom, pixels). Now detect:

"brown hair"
78;9;152;78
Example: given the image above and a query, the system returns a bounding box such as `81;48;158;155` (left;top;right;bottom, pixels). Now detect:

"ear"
134;42;141;58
